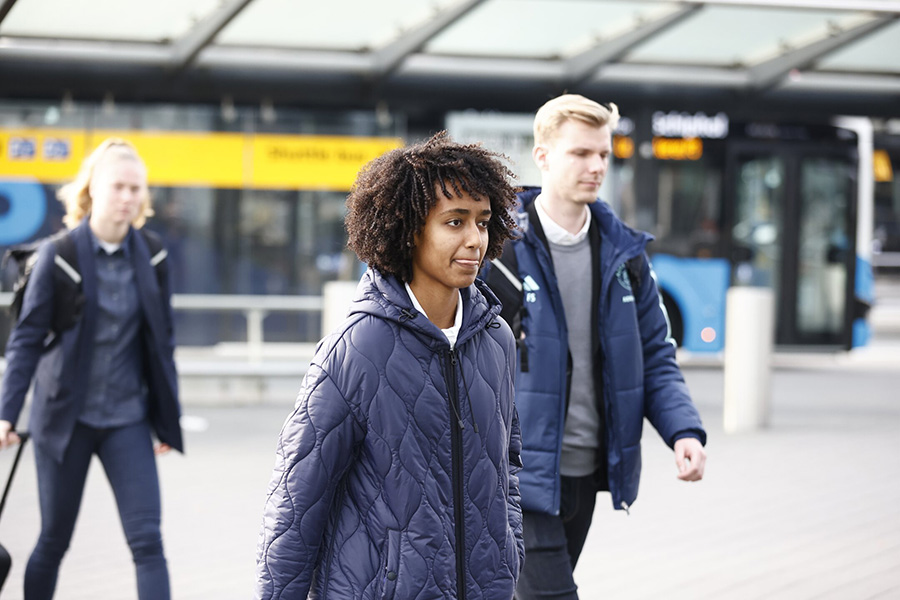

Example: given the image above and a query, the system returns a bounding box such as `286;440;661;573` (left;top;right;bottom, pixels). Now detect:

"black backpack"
3;228;167;333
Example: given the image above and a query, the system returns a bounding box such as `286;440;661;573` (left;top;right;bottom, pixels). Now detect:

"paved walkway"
575;366;900;600
1;274;898;598
0;361;896;599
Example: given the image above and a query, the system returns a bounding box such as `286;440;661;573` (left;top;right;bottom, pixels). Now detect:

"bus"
0;104;403;349
448;110;874;354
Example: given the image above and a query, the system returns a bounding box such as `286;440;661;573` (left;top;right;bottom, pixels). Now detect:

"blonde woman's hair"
533;94;620;146
57;137;154;229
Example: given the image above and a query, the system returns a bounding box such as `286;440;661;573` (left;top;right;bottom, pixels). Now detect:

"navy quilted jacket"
255;269;524;600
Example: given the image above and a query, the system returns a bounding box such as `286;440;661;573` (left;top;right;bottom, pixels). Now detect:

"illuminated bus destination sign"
652;111;728;139
874;150;893;182
613;135;634;160
652;137;703;161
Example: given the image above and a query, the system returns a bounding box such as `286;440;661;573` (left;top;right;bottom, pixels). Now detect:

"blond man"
482;94;707;599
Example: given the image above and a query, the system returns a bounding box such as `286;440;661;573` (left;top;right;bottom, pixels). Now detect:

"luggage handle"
0;432;30;521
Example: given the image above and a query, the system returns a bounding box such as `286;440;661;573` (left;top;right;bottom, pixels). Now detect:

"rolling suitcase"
0;433;29;593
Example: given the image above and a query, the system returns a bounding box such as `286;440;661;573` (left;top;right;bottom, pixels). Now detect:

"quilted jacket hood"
256;268;524;600
349;268;504;349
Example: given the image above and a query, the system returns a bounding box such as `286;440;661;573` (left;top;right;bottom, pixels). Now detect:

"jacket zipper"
599;250;642;515
446;349;467;600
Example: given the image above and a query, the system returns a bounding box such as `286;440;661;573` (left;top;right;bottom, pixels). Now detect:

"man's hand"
154;442;172;456
0;420;21;450
674;437;706;482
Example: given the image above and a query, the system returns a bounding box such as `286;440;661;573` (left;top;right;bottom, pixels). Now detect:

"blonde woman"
0;138;182;599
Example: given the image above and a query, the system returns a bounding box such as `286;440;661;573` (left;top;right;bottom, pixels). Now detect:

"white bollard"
322;280;360;339
723;286;775;433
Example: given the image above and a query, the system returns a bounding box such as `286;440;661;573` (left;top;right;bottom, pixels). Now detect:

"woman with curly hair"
256;132;524;600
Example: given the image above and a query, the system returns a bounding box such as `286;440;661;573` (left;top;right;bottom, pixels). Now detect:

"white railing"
0;292;324;363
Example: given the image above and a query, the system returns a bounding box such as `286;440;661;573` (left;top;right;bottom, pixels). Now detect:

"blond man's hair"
533;94;620;146
57;137;154;229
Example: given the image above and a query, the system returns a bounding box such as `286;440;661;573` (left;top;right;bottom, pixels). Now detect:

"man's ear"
533;144;550;171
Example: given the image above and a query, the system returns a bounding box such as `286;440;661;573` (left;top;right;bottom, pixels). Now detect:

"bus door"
727;141;857;348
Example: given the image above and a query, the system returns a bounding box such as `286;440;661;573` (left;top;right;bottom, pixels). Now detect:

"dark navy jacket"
0;220;183;462
255;269;524;600
483;189;705;515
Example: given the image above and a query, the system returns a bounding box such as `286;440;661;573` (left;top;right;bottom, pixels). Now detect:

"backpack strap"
53;233;80;285
485;238;523;337
483;238;529;371
138;228;169;297
625;254;644;295
50;231;85;333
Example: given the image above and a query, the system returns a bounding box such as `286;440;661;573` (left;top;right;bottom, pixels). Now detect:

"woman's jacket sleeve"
254;361;365;599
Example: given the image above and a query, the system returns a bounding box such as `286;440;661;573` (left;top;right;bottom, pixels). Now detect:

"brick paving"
0;362;897;599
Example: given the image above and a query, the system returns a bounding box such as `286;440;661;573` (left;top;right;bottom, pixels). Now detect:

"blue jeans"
515;474;598;600
25;420;170;600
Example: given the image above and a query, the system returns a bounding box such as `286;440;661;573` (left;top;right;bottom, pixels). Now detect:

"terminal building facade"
1;0;898;351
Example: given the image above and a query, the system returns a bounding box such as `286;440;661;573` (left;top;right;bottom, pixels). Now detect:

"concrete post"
246;308;264;364
723;287;775;433
322;281;359;339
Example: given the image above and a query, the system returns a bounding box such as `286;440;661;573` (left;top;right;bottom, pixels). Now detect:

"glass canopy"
1;0;898;95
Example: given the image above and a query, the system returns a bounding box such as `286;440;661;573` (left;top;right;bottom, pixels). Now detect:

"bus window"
796;157;851;338
732;156;785;296
873;147;900;258
642;160;721;258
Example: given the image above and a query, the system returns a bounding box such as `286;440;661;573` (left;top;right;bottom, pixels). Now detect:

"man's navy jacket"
482;188;706;514
1;220;183;462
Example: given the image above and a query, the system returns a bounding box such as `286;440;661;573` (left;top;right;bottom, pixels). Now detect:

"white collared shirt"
97;239;122;255
405;283;463;349
535;194;591;246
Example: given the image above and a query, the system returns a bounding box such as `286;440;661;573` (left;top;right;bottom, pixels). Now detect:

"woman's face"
410;188;491;297
88;154;148;228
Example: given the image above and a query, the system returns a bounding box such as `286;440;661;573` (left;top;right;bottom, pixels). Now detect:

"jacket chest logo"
522;275;540;303
615;265;635;303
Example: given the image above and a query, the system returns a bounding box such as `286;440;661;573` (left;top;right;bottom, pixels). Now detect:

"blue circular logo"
0;180;47;245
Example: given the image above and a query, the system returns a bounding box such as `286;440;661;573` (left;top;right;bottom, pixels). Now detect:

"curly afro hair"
345;131;520;283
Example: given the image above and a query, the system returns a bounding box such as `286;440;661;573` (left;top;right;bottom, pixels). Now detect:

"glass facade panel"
427;0;671;58
3;0;221;41
819;20;900;74
626;6;853;66
218;0;457;50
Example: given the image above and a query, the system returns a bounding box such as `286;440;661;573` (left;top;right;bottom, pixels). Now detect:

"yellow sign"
873;149;893;183
652;137;703;161
251;135;400;190
0;128;403;191
613;135;634;160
